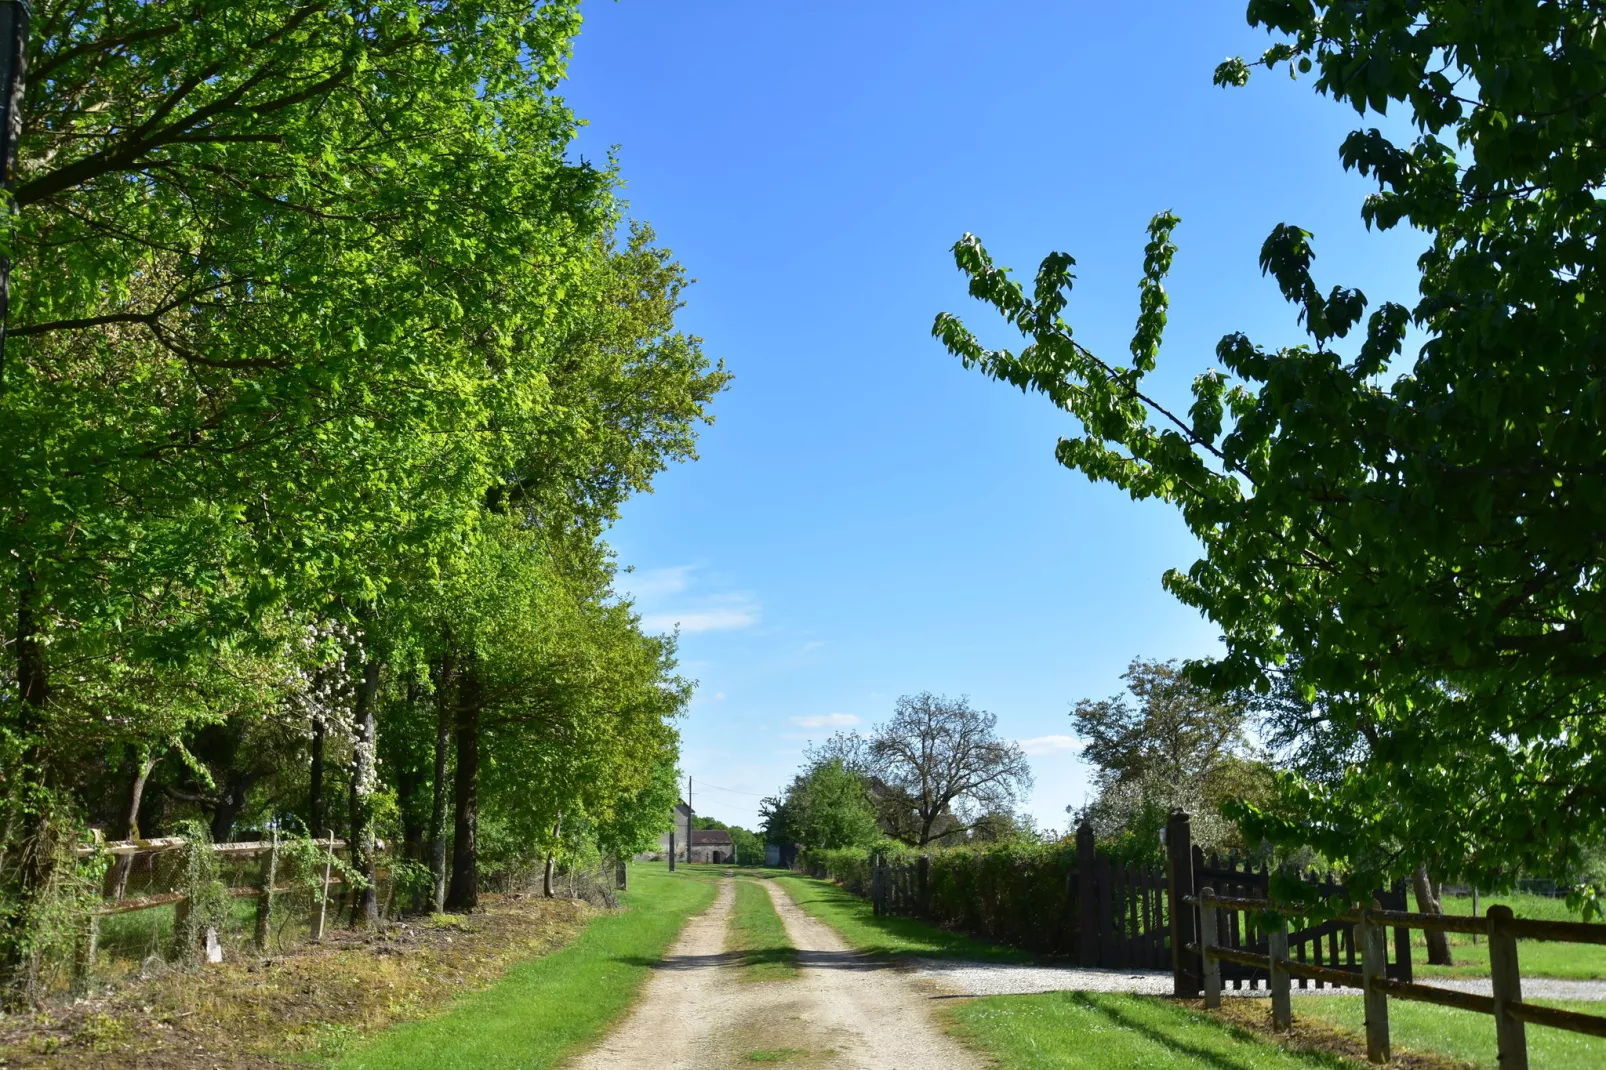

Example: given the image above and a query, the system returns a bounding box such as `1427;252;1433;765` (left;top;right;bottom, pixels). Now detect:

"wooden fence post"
1077;822;1097;968
916;854;931;918
254;827;279;953
871;854;884;916
1166;809;1199;996
1360;912;1391;1064
1268;919;1291;1032
1489;904;1528;1070
312;829;333;942
1200;887;1221;1008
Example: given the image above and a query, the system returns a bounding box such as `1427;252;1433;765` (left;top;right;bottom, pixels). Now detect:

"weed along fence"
72;831;367;988
1189;890;1606;1069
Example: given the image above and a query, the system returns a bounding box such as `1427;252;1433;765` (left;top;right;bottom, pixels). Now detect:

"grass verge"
1411;893;1606;980
946;992;1368;1069
771;874;1027;963
331;865;718;1070
1289;994;1606;1069
727;879;797;981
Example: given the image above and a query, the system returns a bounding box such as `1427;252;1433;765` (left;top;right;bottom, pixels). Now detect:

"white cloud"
1018;734;1079;756
630;566;761;634
623;564;695;600
792;713;860;729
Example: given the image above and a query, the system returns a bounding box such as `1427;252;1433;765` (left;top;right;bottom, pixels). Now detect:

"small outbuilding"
688;828;734;864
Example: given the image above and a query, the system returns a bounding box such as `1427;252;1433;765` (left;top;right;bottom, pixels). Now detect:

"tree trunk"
1413;863;1453;965
348;655;380;928
6;568;54;1004
308;718;325;839
108;752;157;901
543;811;562;899
430;653;454;913
445;667;479;912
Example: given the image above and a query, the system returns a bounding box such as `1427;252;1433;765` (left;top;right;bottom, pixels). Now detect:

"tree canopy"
0;1;726;996
936;0;1606;906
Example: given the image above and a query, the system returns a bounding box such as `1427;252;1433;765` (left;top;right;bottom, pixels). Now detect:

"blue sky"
563;2;1425;832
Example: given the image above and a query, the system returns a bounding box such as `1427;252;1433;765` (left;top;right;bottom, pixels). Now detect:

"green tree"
1073;659;1261;858
761;756;880;851
935;1;1606;906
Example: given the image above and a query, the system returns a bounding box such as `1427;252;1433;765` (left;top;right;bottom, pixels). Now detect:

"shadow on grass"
1075;993;1354;1070
781;877;1029;964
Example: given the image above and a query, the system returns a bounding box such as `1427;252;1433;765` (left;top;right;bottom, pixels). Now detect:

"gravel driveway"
905;958;1606;1002
570;879;983;1070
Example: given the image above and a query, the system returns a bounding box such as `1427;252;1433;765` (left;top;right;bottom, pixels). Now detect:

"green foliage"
1072;658;1269;860
0;1;725;987
169;822;228;964
760;756;881;851
946;992;1361;1069
725;880;796;981
331;866;718;1070
935;0;1606;904
803;840;1081;956
772;873;1028;963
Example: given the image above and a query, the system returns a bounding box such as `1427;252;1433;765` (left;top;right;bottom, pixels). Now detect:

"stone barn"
688;828;734;863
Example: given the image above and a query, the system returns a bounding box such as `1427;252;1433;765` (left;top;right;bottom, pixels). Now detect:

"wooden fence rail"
1189;888;1606;1069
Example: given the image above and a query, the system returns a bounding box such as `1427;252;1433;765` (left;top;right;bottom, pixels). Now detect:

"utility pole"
0;1;27;393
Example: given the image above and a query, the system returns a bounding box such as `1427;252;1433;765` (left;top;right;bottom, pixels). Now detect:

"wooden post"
1200;887;1222;1008
871;854;884;916
71;909;99;995
1360;913;1391;1064
1166;809;1199;997
1268;919;1291;1032
1077;822;1097;968
312;829;333;942
255;827;279;952
916;854;931;917
668;831;676;872
1472;887;1480;945
1488;904;1528;1070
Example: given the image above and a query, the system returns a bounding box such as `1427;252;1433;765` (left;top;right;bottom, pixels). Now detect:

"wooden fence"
1191;888;1606;1070
1190;849;1413;991
863;823;1171;967
843;810;1412;984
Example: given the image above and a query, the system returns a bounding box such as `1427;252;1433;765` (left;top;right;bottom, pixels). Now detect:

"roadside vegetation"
1279;997;1606;1070
333;865;717;1070
1409;894;1606;980
772;874;1026;963
726;880;797;981
947;993;1371;1070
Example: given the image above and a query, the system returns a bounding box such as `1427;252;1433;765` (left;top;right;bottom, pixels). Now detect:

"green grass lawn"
771;874;1029;963
1411;892;1606;980
329;864;718;1069
727;879;797;981
946;992;1355;1069
1295;995;1606;1070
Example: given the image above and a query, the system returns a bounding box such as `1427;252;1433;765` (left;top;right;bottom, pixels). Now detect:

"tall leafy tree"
935;1;1606;905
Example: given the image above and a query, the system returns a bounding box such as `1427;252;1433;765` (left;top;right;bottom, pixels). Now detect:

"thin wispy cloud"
1018;734;1079;756
792;713;860;729
630;565;761;634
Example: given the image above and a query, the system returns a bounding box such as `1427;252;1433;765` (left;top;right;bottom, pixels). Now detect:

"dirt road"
569;877;982;1070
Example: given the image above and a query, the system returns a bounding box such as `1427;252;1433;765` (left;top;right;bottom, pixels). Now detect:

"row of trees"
761;693;1035;851
935;1;1606;911
0;1;725;1000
